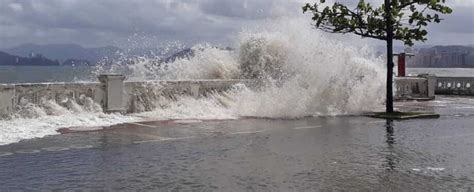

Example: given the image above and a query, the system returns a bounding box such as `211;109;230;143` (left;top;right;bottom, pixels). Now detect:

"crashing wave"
0;17;385;145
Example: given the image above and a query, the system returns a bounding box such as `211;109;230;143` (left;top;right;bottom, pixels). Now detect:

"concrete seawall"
395;75;436;100
395;75;474;100
0;75;259;118
0;82;104;118
122;79;258;113
435;77;474;96
1;74;472;118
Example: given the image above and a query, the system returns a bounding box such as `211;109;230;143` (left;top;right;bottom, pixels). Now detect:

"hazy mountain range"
0;51;60;66
1;43;473;67
3;43;121;64
0;43;189;66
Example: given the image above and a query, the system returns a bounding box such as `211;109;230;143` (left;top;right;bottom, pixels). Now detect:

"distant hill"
3;44;121;64
2;44;234;67
409;45;474;68
0;51;59;66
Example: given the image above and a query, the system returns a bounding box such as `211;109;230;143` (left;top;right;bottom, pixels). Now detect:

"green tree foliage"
303;0;452;113
302;0;452;46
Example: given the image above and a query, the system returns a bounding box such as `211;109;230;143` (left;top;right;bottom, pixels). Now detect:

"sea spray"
156;45;240;80
230;18;385;117
91;44;240;81
101;18;386;118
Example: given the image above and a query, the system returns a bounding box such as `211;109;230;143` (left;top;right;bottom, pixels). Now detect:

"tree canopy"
302;0;453;46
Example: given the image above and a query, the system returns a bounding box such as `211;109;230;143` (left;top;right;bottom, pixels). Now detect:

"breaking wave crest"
0;17;385;145
232;19;385;117
91;18;386;117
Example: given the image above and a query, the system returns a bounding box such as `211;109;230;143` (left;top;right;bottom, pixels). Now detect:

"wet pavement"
0;96;474;191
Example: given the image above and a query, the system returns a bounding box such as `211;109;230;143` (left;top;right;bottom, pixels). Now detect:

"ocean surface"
2;66;474;84
0;66;96;83
407;68;474;77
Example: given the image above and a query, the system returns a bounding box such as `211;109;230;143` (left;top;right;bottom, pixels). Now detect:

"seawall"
0;74;259;118
396;75;474;100
2;74;473;118
435;77;474;96
395;75;436;100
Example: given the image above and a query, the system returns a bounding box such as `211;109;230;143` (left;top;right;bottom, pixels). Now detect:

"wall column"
98;74;125;113
0;85;15;118
426;75;437;99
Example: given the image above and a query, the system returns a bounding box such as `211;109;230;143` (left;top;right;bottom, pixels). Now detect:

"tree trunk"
385;0;394;113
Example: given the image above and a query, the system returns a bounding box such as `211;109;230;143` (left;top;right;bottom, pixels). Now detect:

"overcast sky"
0;0;472;49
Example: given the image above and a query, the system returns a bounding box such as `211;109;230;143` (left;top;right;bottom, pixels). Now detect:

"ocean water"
407;68;474;77
1;66;471;84
0;66;96;84
1;17;393;145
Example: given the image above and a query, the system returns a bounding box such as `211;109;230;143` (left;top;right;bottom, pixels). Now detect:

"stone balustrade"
0;75;258;118
435;77;474;96
1;73;472;118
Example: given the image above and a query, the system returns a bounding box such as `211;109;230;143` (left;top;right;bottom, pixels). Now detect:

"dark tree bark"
385;0;394;113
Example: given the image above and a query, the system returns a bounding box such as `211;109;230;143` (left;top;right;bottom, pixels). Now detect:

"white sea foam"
0;111;138;146
0;95;139;145
0;17;386;145
132;94;238;121
156;45;241;80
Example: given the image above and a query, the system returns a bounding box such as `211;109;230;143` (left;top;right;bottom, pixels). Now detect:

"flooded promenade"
1;96;473;191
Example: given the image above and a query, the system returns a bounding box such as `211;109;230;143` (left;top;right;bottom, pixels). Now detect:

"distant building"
409;46;474;68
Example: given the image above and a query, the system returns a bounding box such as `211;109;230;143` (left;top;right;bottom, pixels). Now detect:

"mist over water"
0;17;386;145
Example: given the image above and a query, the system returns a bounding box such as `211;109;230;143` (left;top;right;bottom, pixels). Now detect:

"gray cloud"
430;6;474;34
200;0;289;19
0;0;472;49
